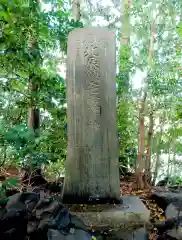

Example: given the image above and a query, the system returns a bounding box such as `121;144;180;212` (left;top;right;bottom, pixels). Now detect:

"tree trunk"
121;0;131;46
170;140;176;176
28;79;40;135
1;145;7;167
72;0;81;21
23;0;45;186
135;95;146;190
28;107;40;134
152;121;163;185
152;152;160;186
167;145;171;177
134;19;156;190
144;112;153;185
22;79;46;186
152;133;162;186
27;1;41;136
117;0;131;173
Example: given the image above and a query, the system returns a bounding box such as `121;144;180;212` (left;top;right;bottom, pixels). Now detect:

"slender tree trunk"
27;0;41;135
167;145;171;177
0;145;7;167
23;80;43;186
28;79;40;134
23;79;47;186
152;130;162;186
135;93;146;190
153;152;160;186
121;0;131;46
72;0;81;21
134;20;156;190
22;0;46;186
145;112;154;185
170;140;176;176
118;0;131;174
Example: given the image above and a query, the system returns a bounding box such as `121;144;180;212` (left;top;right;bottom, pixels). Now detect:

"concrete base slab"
104;227;148;240
94;228;148;240
114;227;148;240
69;196;150;230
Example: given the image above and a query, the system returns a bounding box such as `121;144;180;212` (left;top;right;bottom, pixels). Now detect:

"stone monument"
64;27;120;203
63;27;150;233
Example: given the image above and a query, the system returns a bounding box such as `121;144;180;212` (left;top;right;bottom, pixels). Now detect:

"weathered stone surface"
165;202;182;219
155;215;182;239
168;186;182;191
95;228;148;240
164;202;182;239
112;227;148;240
152;191;182;239
166;229;182;240
151;191;182;210
70;196;150;231
65;27;120;201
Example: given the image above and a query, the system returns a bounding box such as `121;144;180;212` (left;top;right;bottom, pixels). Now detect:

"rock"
47;228;92;240
165;202;182;239
70;196;150;231
153;202;182;240
166;228;182;240
168;186;182;192
94;228;148;240
165;202;182;219
112;227;148;240
151;191;182;211
156;177;169;186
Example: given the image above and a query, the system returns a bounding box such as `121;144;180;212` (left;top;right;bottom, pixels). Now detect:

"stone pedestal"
69;196;150;231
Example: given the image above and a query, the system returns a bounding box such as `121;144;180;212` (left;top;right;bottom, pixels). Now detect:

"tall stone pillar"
64;27;120;203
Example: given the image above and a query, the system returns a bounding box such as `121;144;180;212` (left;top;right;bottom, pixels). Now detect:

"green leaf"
4;178;19;189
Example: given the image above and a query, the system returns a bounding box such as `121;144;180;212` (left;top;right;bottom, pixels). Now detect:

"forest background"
1;0;182;192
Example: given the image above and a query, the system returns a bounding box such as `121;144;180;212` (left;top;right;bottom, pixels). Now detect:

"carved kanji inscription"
65;27;120;199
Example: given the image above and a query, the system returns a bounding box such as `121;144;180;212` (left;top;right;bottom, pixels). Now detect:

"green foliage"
0;0;182;183
117;40;136;170
4;177;19;189
119;45;131;74
168;176;182;186
0;177;20;204
44;159;65;181
0;0;83;171
0;123;51;168
177;22;182;39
